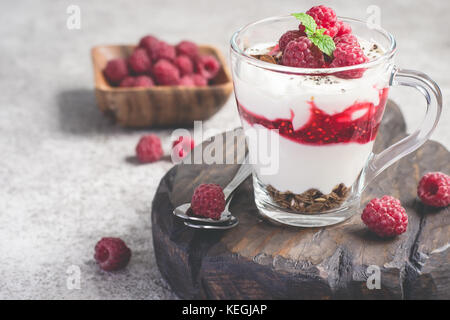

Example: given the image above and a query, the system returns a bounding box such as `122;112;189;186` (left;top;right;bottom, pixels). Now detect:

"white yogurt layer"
234;38;389;194
244;122;373;194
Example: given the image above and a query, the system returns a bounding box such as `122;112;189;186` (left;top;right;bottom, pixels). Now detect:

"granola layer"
266;183;350;213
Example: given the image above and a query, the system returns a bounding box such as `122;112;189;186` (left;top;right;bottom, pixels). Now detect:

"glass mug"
230;16;442;227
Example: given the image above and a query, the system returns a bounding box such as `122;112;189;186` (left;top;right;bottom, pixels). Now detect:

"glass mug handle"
362;67;443;190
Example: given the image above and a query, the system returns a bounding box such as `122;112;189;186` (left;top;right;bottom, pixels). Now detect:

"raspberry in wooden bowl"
91;40;232;127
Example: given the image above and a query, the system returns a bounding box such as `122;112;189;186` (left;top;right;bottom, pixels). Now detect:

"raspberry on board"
94;237;131;271
153;59;180;85
279;30;306;52
191;184;226;220
103;58;129;85
281;36;325;68
362;196;408;237
417;172;450;207
128;48;152;75
135;134;163;163
195;55;220;80
175;41;199;59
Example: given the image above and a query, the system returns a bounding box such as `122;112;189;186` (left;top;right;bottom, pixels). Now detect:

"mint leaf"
291;13;316;34
310;34;336;57
315;28;326;36
291;13;336;56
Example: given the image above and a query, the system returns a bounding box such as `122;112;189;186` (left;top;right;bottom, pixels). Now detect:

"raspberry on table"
195;55;220;80
119;76;136;88
174;55;194;76
153;59;180;85
135;134;163;163
172;136;195;158
362;196;408;237
151;41;176;61
191;184;226;220
94;237;131;271
335;21;352;37
279;30;306;52
133;75;155;88
330;42;369;79
417;172;450;207
305;5;338;37
128;48;152;75
175;41;199;59
281;36;325;68
192;74;207;87
103;58;129;85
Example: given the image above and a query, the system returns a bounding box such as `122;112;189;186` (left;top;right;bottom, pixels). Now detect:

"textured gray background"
0;0;448;299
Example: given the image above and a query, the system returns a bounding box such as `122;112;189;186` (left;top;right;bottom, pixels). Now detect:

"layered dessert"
232;6;390;213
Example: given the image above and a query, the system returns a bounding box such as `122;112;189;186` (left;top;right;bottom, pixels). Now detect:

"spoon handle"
223;156;252;200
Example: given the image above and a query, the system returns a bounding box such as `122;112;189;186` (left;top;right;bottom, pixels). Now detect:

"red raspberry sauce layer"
238;88;389;145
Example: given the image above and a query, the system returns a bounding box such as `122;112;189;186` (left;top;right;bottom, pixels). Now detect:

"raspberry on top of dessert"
254;5;372;79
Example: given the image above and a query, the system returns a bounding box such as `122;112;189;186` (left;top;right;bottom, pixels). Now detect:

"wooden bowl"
91;45;233;127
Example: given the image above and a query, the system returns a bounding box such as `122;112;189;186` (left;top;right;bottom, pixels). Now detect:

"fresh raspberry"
119;76;136;88
195;55;220;80
135;134;163;163
128;48;152;75
281;36;325;68
172;136;195;158
134;75;155;88
417;172;450;207
192;74;207;86
330;42;369;79
191;184;226;220
305;5;338;37
94;237;131;271
278;30;306;52
139;35;160;60
179;75;195;86
153;59;180;85
362;196;408;237
334;34;360;47
174;55;194;76
175;41;199;59
103;59;129;85
335;21;352;37
138;35;158;49
151;41;176;61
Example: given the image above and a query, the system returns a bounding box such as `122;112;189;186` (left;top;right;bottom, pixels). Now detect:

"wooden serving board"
151;101;450;299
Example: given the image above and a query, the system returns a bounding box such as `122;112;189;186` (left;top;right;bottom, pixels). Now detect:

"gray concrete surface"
0;0;448;299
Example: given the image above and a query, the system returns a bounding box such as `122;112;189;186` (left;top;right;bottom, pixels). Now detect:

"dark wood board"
151;101;450;299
